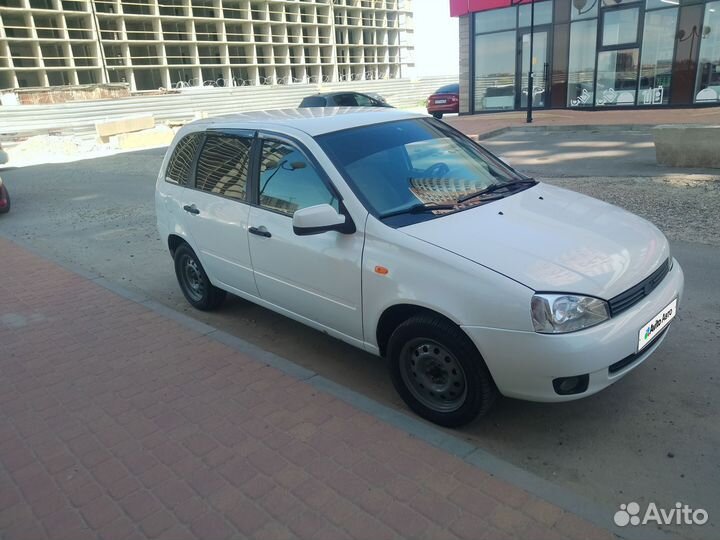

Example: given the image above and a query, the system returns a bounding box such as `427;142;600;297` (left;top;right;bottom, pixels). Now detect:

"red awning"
449;0;533;17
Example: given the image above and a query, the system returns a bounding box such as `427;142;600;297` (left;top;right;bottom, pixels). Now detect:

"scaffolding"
0;0;415;91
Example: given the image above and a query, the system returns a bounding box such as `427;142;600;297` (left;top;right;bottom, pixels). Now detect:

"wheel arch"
168;233;188;256
376;303;461;357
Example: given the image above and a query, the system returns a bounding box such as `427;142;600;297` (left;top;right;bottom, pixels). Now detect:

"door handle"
249;226;272;238
183;204;200;215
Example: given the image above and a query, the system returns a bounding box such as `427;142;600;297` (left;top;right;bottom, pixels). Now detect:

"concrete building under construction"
0;0;415;91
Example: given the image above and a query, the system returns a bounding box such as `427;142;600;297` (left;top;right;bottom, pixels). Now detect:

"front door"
517;28;550;109
246;136;364;342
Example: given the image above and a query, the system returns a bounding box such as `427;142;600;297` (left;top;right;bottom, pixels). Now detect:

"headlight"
531;294;610;334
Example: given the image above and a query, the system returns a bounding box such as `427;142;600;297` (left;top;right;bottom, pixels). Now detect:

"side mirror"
292;204;355;236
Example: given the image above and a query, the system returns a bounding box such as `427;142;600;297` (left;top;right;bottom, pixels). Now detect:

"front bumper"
462;259;685;402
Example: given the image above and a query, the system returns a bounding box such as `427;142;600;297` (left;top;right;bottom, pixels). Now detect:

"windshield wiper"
456;179;537;204
379;202;456;219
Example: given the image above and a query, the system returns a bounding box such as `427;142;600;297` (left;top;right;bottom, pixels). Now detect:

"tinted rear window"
300;96;327;107
435;83;459;94
166;133;200;186
195;135;252;201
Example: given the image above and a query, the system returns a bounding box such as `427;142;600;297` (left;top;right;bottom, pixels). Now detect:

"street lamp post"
510;0;536;123
526;0;535;124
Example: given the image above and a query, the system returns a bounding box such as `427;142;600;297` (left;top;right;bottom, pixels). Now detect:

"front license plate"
637;298;677;352
435;99;447;104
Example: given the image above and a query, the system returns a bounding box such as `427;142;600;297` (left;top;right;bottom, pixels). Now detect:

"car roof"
307;91;370;98
185;107;423;137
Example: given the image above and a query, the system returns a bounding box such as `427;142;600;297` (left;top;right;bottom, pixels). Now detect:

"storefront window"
571;0;597;20
567;19;597;106
695;2;720;103
646;0;704;8
602;0;641;5
596;48;640;105
474;30;516;111
519;1;554;27
474;7;516;33
602;8;640;46
638;9;678;105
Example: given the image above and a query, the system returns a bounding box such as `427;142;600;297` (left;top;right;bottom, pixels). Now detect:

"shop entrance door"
516;27;550;110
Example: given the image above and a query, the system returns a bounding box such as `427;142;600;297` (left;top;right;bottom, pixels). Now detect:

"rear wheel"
0;182;9;214
173;244;226;310
432;112;444;120
387;314;497;427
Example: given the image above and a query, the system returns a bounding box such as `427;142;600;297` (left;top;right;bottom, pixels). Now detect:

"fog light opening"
552;374;590;396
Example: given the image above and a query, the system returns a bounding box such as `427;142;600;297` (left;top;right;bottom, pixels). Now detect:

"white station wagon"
156;108;684;427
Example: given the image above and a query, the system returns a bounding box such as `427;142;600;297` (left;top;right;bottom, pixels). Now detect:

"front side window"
166;133;200;185
258;140;338;216
333;93;359;106
354;93;375;106
195;135;251;200
317;119;525;220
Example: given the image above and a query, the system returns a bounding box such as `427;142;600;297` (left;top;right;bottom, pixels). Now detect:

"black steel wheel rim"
399;338;468;413
180;254;204;302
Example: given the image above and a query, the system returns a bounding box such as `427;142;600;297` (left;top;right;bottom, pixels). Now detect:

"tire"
0;184;9;214
173;243;226;311
432;112;444;119
387;314;497;427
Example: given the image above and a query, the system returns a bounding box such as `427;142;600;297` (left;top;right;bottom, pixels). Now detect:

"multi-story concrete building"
0;0;414;91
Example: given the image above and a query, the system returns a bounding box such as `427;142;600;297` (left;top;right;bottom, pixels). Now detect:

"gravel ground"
543;175;720;247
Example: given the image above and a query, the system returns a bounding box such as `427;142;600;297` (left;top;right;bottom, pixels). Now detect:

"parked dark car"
299;92;392;108
0;143;8;214
427;83;459;119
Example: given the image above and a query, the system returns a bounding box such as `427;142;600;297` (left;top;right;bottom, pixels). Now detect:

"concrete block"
96;115;155;142
654;125;720;169
110;125;174;150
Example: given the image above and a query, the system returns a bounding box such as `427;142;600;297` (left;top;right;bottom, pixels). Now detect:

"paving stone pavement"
0;237;615;540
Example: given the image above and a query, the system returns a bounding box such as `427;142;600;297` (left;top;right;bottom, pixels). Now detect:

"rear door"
180;131;259;296
246;135;364;341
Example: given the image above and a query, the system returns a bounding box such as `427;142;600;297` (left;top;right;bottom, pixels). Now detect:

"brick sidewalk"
446;106;720;138
0;237;614;540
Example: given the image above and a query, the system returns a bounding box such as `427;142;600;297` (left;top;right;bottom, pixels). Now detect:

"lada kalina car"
155;108;684;427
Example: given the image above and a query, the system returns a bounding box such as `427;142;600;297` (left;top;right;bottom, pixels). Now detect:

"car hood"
400;183;669;299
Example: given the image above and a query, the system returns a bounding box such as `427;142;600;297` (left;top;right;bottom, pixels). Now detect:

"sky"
412;0;459;77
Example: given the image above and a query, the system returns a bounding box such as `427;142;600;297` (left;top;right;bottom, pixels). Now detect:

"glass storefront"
639;8;678;105
695;2;720;103
468;0;720;111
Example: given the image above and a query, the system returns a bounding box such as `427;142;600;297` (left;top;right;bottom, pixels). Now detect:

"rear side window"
165;133;200;185
436;83;459;94
195;135;252;201
334;93;359;106
300;96;326;107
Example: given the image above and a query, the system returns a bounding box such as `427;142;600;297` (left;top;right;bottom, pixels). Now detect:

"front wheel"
173;243;226;310
387;314;497;427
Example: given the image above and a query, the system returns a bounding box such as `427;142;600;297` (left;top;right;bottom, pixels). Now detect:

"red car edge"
427;83;459;120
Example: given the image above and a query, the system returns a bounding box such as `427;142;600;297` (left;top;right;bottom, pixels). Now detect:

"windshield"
316;118;525;219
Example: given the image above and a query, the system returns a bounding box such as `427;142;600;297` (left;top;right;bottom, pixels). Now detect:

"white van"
155;108;683;426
